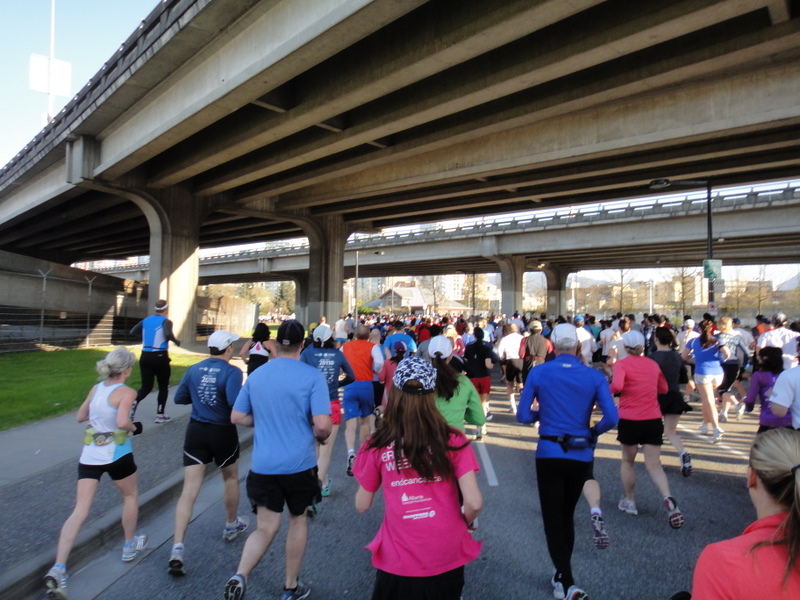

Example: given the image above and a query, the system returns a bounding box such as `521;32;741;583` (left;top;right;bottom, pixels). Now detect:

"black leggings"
536;457;593;590
135;351;171;414
371;566;464;600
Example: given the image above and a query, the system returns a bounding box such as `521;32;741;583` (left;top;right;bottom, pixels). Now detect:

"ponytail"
749;428;800;584
699;319;716;349
432;354;459;401
96;346;136;381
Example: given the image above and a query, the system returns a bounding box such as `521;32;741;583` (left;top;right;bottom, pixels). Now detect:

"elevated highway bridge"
94;185;800;314
2;0;800;333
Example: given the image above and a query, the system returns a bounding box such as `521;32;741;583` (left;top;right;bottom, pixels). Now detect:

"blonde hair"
96;346;136;381
749;428;800;583
718;316;733;333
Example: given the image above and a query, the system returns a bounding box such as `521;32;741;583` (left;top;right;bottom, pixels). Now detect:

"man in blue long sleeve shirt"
517;324;618;600
168;330;246;577
300;324;356;497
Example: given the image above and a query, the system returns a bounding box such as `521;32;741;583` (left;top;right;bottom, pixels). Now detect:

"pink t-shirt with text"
353;431;482;577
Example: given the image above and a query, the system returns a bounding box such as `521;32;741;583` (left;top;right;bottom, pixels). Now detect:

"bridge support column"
479;237;524;316
496;256;525;317
152;189;210;343
303;214;350;325
543;265;569;317
287;273;309;325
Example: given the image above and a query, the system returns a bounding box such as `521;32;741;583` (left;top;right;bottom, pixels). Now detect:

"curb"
0;428;254;600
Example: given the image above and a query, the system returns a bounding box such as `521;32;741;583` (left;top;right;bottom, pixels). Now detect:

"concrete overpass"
94;185;800;315
2;0;800;335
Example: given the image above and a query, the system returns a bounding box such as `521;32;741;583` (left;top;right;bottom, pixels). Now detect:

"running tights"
135;351;171;415
535;457;591;591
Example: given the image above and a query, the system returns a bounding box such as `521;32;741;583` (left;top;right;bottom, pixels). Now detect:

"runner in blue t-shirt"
225;320;331;600
301;324;355;498
168;330;246;576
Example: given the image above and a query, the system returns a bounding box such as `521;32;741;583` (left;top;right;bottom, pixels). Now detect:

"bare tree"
671;267;700;317
753;265;772;315
722;266;748;316
420;275;443;315
460;273;490;314
616;269;634;314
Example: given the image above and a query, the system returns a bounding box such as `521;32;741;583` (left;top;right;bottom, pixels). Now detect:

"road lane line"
475;440;499;486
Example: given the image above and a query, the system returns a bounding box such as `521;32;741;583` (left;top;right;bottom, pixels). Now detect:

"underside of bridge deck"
1;0;800;264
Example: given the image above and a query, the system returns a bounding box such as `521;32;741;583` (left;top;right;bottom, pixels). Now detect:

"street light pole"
650;177;715;303
472;272;476;316
354;249;359;316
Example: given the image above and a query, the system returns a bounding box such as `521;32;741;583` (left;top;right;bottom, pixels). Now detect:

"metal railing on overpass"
83;181;800;273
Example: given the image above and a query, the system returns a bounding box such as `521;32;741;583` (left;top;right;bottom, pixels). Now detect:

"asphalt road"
27;376;761;600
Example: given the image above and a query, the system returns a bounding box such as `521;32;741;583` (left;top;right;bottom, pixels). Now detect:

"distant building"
362;281;470;314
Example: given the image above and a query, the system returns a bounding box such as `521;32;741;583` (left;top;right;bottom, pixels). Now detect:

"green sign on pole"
703;259;722;279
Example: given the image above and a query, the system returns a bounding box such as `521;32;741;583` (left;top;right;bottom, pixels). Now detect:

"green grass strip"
0;347;205;431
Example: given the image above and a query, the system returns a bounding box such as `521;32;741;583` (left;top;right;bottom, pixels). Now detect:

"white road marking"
475;440;499;486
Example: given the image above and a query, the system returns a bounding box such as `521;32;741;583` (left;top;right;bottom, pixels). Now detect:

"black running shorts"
246;468;320;516
78;453;137;481
617;418;664;447
183;419;240;468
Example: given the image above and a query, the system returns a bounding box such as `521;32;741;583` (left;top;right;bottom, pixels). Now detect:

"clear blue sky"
0;0;158;165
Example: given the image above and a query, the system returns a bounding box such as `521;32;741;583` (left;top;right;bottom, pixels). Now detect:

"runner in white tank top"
44;347;147;600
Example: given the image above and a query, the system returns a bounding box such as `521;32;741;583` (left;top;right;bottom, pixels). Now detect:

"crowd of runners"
43;302;800;600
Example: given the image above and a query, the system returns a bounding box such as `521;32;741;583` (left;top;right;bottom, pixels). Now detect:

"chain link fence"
0;266;146;354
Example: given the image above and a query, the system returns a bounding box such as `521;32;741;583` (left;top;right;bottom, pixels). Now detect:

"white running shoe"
680;452;693;477
664;496;685;529
122;534;148;561
618;498;638;515
44;566;68;600
711;427;724;444
566;585;590;599
551;571;565;600
223;516;249;541
735;402;746;420
168;544;185;576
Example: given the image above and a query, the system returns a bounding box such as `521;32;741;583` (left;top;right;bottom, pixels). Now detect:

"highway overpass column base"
159;191;206;342
305;214;349;324
497;255;525;317
543;266;568;318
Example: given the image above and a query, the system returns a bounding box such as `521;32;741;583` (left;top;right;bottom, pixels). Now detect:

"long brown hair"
699;319;716;348
367;382;468;480
432;355;459;400
749;428;800;584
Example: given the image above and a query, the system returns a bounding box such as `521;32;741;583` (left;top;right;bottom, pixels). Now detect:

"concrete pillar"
67;142;206;341
543;265;569;317
156;188;208;343
303;214;349;324
287;273;308;325
496;255;525;317
478;236;523;317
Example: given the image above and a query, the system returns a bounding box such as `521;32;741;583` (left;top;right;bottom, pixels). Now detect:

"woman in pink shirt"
610;330;684;529
691;427;800;599
354;357;483;600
